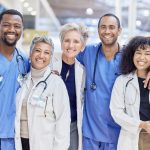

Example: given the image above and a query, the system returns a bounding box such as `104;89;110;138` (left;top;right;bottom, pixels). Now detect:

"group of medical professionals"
0;8;150;150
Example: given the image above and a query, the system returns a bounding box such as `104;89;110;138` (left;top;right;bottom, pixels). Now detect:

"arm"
53;78;71;150
80;67;86;105
76;47;86;65
139;121;150;133
110;76;141;134
143;71;150;89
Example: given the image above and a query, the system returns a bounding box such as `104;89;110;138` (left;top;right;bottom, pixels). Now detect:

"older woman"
53;23;89;150
15;36;70;150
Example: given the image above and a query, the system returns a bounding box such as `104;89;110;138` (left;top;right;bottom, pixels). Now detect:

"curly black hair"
120;36;150;75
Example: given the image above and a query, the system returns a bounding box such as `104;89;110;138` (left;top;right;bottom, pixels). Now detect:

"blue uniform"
0;48;29;149
77;43;122;150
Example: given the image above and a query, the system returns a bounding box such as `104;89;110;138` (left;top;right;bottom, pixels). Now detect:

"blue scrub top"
77;43;122;143
0;48;29;138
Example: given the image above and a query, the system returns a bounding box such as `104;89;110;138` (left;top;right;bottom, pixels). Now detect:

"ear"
118;27;122;36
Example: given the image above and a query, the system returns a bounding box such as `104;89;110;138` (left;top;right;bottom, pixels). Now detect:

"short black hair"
120;36;150;75
0;9;23;23
98;13;121;28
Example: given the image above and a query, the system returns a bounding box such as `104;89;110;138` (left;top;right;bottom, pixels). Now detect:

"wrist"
139;121;145;129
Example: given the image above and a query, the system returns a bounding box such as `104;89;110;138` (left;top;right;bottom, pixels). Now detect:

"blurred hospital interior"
0;0;150;54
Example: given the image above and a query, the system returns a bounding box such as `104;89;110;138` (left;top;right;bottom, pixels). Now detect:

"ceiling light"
136;20;141;27
143;10;149;17
20;0;25;2
31;11;36;16
23;2;29;8
28;7;33;12
86;8;94;15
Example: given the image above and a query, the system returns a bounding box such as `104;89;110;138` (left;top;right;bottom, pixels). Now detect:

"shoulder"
50;71;62;81
75;58;84;69
77;43;101;64
85;43;101;52
16;48;28;58
115;73;134;85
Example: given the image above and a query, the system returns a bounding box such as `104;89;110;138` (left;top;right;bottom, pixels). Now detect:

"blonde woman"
53;23;89;150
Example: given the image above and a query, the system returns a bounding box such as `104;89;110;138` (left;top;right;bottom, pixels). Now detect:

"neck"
0;42;15;60
102;43;119;60
136;70;148;78
62;54;75;65
31;66;48;78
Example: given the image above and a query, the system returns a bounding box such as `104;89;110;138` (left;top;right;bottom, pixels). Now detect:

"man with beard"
77;13;150;150
0;9;29;150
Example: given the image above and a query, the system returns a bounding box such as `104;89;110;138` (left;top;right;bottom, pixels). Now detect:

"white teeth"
103;36;112;40
6;34;15;39
36;59;43;63
138;61;145;65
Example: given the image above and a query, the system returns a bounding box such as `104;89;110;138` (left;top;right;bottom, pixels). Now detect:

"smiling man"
0;9;29;150
77;13;122;150
77;13;150;150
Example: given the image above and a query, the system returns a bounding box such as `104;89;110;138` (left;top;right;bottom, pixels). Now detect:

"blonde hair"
59;23;89;45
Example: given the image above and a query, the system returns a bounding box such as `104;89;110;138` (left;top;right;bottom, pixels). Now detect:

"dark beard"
2;32;18;46
3;38;17;46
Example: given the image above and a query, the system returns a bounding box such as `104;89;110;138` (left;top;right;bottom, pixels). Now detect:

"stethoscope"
90;45;101;90
30;72;53;117
90;44;121;91
15;48;27;77
124;78;138;106
0;48;27;82
35;72;52;94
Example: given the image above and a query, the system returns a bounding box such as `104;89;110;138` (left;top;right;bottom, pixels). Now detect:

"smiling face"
98;16;121;46
133;46;150;76
0;14;23;46
61;30;84;59
30;42;52;70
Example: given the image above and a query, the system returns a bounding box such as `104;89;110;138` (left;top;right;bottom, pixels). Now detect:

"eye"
44;51;50;55
2;24;10;27
74;40;80;43
109;25;115;30
64;39;70;43
14;25;22;29
100;25;106;30
33;49;41;53
135;51;141;55
145;52;150;55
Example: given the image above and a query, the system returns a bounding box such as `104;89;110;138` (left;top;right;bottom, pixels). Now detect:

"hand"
51;70;60;76
143;71;150;89
139;121;150;133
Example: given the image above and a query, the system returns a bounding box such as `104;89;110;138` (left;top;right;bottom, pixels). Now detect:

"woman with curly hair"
110;36;150;150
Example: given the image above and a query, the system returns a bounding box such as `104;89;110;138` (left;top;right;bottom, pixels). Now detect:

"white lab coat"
110;72;150;150
15;67;71;150
52;53;85;150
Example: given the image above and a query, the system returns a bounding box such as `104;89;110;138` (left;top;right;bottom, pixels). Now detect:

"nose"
68;41;74;48
139;53;145;59
8;25;16;32
39;51;45;58
105;27;111;34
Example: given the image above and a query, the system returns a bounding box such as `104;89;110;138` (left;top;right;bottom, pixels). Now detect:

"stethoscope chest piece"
90;82;96;90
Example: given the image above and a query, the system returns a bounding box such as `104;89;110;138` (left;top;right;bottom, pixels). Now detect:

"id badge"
31;94;48;108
